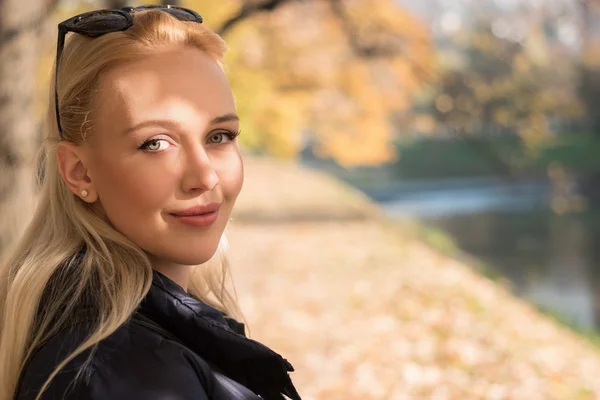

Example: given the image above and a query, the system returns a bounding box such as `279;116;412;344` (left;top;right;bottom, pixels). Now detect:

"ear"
56;142;98;203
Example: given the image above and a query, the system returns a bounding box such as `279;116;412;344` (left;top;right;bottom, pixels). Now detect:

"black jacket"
16;270;301;400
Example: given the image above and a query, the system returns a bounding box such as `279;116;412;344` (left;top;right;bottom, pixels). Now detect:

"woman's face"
82;46;243;267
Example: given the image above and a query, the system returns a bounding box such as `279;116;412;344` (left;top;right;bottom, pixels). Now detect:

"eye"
138;138;171;152
207;130;240;144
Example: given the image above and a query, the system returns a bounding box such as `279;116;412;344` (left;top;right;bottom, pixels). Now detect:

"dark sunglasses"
54;5;203;139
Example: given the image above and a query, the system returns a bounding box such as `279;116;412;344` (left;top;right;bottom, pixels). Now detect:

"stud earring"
80;189;89;198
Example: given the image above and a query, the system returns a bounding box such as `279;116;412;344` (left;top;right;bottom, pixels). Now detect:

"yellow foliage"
186;0;435;166
512;53;531;72
182;0;242;29
411;114;437;134
492;108;511;126
435;95;453;113
582;39;600;67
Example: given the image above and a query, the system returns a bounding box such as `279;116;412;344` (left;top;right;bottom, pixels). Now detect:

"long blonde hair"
0;10;242;400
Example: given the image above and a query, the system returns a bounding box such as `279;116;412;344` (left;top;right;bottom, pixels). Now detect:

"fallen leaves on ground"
228;219;600;400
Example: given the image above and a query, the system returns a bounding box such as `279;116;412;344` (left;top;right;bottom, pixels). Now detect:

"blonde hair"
0;10;242;400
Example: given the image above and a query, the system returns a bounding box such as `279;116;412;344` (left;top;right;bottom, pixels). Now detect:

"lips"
170;202;221;217
168;203;221;228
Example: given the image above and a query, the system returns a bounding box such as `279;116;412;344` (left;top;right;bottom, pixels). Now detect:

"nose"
180;144;219;193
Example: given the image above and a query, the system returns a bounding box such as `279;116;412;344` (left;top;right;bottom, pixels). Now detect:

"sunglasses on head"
54;4;203;139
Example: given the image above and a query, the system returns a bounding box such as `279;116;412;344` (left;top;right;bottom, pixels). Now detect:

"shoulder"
16;321;211;400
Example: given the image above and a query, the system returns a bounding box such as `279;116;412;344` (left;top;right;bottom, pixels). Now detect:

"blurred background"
4;0;600;398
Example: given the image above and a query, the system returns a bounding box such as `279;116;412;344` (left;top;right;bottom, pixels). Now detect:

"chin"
170;245;221;266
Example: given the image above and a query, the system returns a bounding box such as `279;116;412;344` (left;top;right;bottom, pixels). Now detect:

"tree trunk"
0;0;54;259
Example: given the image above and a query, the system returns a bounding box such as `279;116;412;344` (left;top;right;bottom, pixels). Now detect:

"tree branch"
216;0;296;36
328;0;395;58
327;0;435;82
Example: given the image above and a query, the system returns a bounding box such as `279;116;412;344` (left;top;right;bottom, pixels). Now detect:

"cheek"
215;151;244;202
91;154;175;225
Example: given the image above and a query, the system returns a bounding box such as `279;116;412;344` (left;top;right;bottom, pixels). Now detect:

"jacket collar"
138;270;301;400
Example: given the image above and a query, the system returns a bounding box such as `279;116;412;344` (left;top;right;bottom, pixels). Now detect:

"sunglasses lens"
163;8;202;22
74;12;129;34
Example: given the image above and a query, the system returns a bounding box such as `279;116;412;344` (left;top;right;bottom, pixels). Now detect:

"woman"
0;5;301;400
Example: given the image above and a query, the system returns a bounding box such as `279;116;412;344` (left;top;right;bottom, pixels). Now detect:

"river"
371;178;600;332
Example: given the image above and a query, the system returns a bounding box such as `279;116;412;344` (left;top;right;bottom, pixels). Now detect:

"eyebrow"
124;113;239;135
210;113;239;125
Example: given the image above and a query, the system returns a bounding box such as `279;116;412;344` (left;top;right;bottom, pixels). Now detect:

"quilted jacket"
15;270;301;400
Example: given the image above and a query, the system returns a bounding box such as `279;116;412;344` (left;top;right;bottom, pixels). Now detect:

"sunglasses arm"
55;26;67;138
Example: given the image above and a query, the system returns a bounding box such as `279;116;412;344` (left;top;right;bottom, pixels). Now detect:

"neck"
147;256;191;291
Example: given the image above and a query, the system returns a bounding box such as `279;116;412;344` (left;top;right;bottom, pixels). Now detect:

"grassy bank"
229;156;600;400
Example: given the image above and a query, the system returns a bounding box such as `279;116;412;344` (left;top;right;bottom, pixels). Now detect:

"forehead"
94;46;234;130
